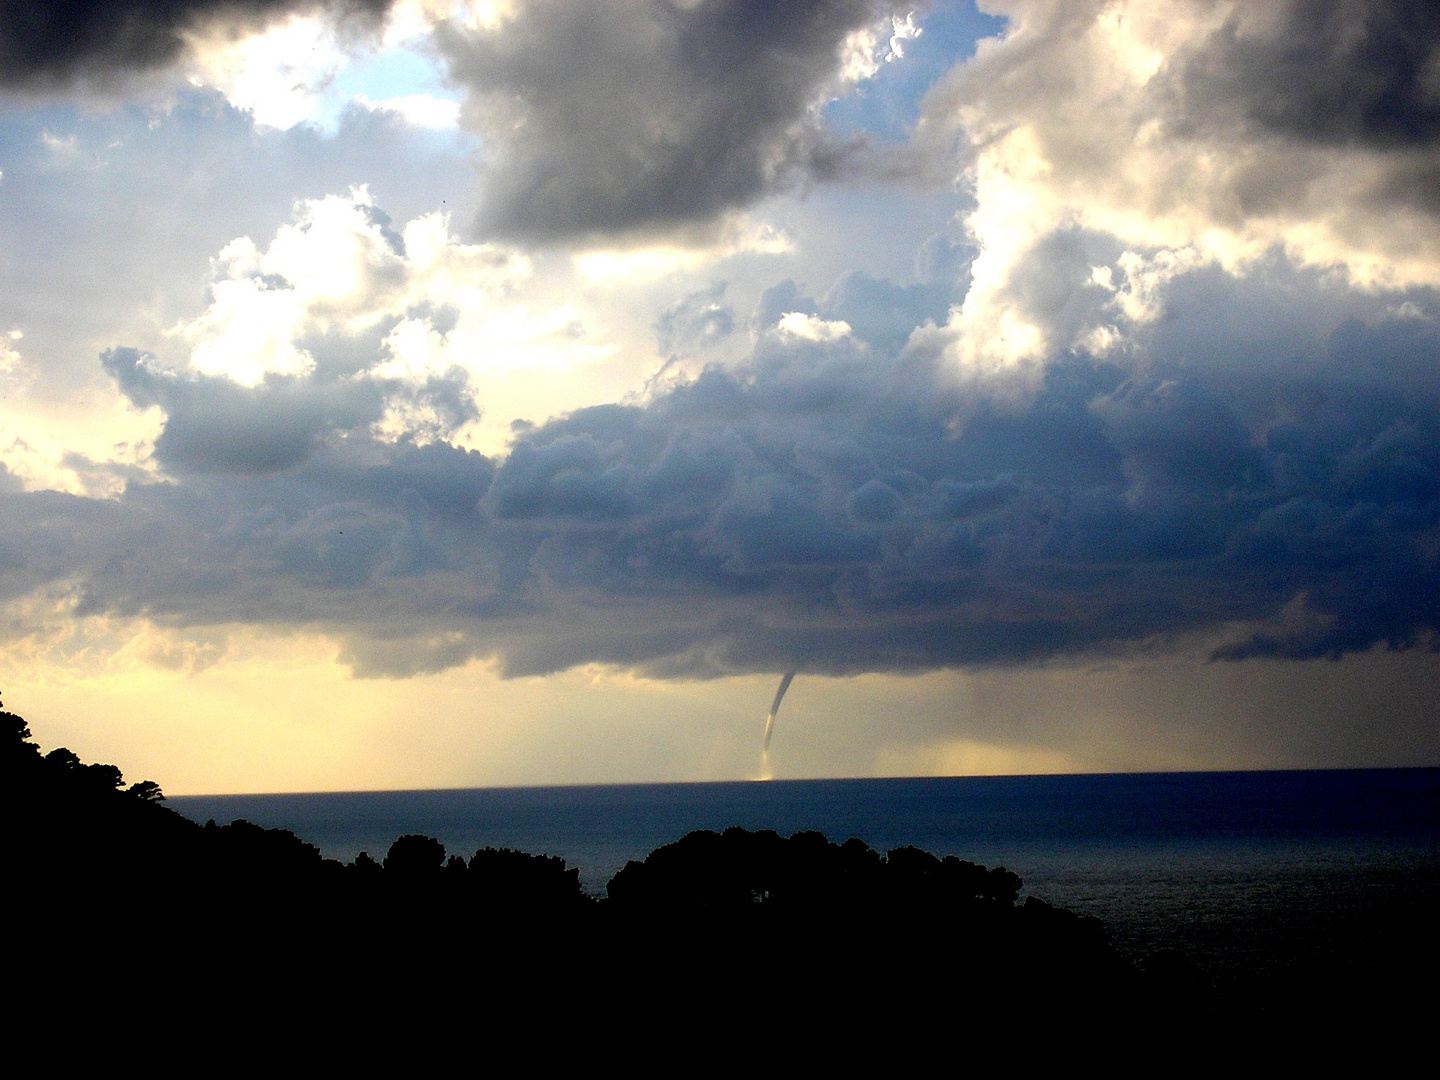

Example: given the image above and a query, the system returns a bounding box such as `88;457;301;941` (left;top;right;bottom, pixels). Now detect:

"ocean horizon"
171;766;1439;984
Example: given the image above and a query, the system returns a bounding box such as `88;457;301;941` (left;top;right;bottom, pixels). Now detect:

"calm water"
171;768;1439;981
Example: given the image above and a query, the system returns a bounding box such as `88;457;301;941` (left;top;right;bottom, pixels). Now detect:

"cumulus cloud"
0;0;392;92
144;187;614;458
435;0;910;241
173;186;520;385
0;84;495;501
777;311;853;343
913;0;1440;381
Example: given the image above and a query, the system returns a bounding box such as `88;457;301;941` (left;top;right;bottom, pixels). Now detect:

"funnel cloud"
763;672;798;752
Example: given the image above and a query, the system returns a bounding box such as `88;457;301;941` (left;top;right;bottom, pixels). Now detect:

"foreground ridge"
8;696;1420;1062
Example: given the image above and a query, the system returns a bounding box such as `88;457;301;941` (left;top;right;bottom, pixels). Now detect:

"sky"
1;0;1436;794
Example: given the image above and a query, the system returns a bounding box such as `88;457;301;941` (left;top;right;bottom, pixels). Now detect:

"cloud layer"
3;235;1436;681
1;1;1436;700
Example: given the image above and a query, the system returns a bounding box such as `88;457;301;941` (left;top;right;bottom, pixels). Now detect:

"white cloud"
383;0;470;46
184;12;352;130
181;4;460;132
179;189;400;383
356;92;461;129
777;312;853;343
173;186;523;386
915;0;1440;379
840;10;923;84
165;187;620;450
0;327;21;374
571;216;794;285
0;328;160;497
39;131;80;163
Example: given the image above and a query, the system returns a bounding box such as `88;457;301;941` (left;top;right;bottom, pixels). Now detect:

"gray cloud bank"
1167;0;1440;222
0;0;391;90
3;259;1436;680
2;1;1437;689
1177;0;1440;150
439;0;901;240
15;1;1439;251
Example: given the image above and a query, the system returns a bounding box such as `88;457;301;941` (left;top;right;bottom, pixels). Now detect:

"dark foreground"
8;700;1432;1064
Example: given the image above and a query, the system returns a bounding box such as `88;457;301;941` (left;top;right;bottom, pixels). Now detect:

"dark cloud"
3;261;1437;680
436;0;898;240
1164;0;1440;221
102;337;477;477
1179;0;1440;149
104;348;379;474
0;0;392;91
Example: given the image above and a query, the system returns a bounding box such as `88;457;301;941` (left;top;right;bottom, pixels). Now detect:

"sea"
171;768;1439;988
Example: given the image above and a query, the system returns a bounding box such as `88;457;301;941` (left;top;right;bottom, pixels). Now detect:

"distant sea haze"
172;768;1439;982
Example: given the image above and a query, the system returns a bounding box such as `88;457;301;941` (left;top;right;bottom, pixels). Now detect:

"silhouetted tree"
468;846;587;910
8;691;1273;1057
384;833;447;875
352;851;382;875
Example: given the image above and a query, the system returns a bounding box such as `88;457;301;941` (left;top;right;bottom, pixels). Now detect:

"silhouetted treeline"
7;697;1428;1062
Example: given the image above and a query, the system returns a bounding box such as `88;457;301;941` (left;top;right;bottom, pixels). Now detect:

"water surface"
172;768;1440;980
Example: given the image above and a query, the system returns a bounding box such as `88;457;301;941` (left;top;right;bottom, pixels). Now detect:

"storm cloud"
437;0;905;240
1161;0;1440;225
1175;0;1440;150
4;253;1437;680
0;0;392;90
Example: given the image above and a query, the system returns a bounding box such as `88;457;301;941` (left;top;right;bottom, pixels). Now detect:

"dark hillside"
9;695;1358;1061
